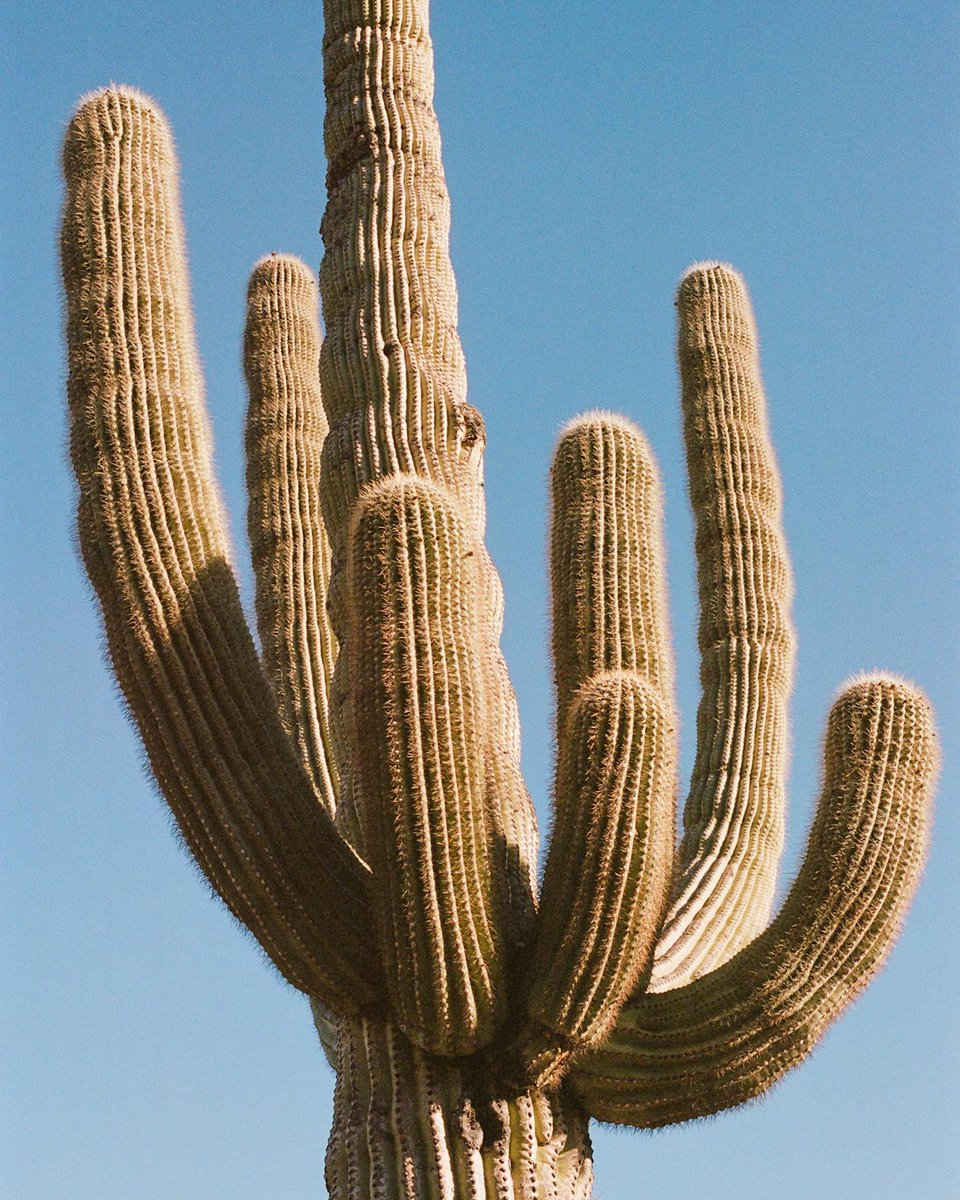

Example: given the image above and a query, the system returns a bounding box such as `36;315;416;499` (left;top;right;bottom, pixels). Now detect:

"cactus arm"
348;476;508;1055
650;263;795;990
517;416;677;1085
551;414;676;721
571;677;938;1127
244;255;341;822
62;88;381;1013
521;674;675;1088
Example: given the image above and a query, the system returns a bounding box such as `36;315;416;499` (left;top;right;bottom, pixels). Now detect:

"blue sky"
3;2;958;1196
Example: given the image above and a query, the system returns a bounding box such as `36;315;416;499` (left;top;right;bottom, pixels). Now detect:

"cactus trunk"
325;1016;593;1200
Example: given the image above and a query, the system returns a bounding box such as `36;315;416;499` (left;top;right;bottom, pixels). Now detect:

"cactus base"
323;1013;594;1200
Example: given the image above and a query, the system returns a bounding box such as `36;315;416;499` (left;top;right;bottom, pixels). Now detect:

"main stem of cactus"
324;1016;593;1200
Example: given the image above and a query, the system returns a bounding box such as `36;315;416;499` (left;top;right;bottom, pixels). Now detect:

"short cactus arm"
551;415;676;720
348;476;510;1055
244;255;340;821
62;88;381;1013
518;416;677;1085
572;677;938;1126
650;264;794;990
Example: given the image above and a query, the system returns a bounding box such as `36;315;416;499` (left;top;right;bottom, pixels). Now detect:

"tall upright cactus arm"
517;415;678;1086
61;87;382;1015
516;264;798;1087
650;264;795;990
571;675;938;1127
244;255;341;823
316;0;537;1054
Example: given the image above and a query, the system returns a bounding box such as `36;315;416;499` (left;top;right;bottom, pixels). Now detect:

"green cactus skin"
61;2;940;1196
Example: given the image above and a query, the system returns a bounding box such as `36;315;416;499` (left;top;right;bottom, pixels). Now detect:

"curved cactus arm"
244;255;341;822
348;476;508;1055
650;263;795;990
517;416;677;1086
62;87;381;1014
571;677;938;1127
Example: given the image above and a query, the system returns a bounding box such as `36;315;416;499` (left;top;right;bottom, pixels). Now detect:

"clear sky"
2;2;958;1197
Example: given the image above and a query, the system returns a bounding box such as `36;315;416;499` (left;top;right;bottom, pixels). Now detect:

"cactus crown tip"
64;85;173;171
676;261;747;303
679;259;741;281
835;672;936;731
556;409;649;445
247;254;317;301
837;669;923;699
72;83;166;121
348;474;450;542
250;252;315;279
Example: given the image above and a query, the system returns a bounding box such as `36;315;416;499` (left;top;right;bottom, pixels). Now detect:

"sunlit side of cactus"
61;2;938;1196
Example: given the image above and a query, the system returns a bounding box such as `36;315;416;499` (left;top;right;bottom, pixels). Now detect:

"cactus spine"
61;3;939;1197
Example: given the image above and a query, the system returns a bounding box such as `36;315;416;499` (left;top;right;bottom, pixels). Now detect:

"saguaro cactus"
61;1;938;1196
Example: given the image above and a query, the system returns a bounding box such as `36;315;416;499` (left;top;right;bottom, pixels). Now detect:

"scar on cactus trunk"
61;1;938;1196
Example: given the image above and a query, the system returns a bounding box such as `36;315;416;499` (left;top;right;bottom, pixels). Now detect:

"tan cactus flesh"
245;255;341;821
571;676;936;1126
348;476;508;1055
326;1013;593;1200
61;2;939;1195
649;264;795;992
62;88;381;1016
518;415;677;1086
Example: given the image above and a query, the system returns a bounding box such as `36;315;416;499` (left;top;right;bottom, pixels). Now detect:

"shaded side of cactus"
61;3;939;1196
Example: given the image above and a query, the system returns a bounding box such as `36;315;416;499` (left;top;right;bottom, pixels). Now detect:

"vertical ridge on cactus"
326;1014;594;1199
61;4;940;1195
